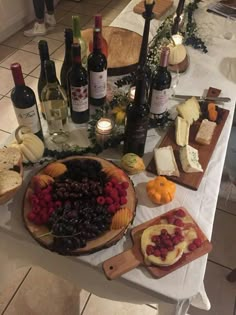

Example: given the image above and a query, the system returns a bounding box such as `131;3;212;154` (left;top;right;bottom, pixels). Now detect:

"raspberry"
108;204;116;213
105;197;113;205
32;205;40;213
151;235;160;243
44;194;52;203
106;181;113;187
175;228;182;235
119;189;127;197
104;186;113;194
120;196;127;205
153;249;161;257
174;218;184;227
48;207;55;215
193;238;202;248
40;213;49;224
168;246;174;252
97;196;106;205
111;177;119;186
160;248;168;255
34;216;43;225
114;203;120;211
27;211;37;222
54;200;62;208
161;229;168;235
165;215;175;224
121;181;129;189
175;209;186;217
110;189;119;199
172;236;180;245
146;245;154;255
188;243;197;251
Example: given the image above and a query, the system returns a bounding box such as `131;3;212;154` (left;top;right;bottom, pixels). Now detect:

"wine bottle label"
14;104;41;134
43;100;68;133
89;70;107;99
150;89;170;115
71;85;88;112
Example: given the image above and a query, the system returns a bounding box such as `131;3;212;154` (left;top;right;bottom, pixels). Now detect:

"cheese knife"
172;95;231;103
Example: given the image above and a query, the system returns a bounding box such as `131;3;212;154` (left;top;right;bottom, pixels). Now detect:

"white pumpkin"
10;126;45;163
168;43;187;65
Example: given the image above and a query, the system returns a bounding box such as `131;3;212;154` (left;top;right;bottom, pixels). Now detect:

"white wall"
0;0;60;43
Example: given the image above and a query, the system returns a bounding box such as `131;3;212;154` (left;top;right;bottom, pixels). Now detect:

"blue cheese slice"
180;145;203;173
154;146;180;177
175;116;190;146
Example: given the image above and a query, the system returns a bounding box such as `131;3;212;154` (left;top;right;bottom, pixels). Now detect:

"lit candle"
96;118;113;135
172;34;183;45
145;0;154;3
129;86;136;101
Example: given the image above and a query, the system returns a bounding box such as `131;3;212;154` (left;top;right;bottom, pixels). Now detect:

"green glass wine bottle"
72;16;87;69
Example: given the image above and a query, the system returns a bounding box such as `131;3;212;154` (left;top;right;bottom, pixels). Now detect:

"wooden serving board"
22;156;137;255
133;0;173;19
147;87;229;190
82;26;142;76
103;207;212;280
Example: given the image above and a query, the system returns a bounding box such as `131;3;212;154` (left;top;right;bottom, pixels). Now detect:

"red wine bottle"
149;47;172;125
60;28;73;95
38;40;50;119
10;63;44;140
68;44;89;124
89;15;108;58
88;28;107;107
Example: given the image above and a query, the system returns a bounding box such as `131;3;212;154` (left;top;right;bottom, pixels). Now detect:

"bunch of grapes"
48;200;112;255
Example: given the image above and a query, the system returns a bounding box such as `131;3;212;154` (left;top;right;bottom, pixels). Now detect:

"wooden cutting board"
146;88;229;190
82;27;142;76
22;156;137;256
103;207;212;280
133;0;173;19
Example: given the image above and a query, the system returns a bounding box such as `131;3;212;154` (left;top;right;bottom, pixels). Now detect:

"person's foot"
24;22;47;37
45;13;56;27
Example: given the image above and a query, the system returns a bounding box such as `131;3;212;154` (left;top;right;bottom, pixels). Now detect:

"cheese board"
22;156;137;256
103;207;212;280
147;88;229;190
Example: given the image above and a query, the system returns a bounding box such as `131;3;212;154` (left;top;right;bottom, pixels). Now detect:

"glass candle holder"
95;118;113;145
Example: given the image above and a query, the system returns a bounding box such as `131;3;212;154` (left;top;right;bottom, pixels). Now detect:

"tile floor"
0;0;235;314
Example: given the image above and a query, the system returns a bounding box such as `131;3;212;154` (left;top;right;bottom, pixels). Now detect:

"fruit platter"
103;207;212;279
23;156;136;255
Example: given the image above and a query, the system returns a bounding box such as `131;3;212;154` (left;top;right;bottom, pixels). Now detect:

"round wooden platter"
82;26;142;76
22;156;137;256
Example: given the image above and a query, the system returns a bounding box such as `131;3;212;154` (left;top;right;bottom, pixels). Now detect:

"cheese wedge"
180;145;203;173
175;116;190;146
195;119;216;145
176;97;201;125
154;146;180;177
141;224;187;266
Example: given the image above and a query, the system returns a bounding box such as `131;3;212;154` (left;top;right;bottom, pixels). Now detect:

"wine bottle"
41;60;69;143
72;16;87;68
68;44;89;124
149;47;172;125
38;40;50;119
10;63;44;140
60;28;73;96
89;15;108;58
87;28;107;107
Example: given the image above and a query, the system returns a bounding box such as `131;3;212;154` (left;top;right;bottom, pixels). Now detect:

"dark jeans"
33;0;54;20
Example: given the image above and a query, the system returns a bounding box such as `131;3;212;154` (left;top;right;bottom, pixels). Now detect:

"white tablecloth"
0;0;236;314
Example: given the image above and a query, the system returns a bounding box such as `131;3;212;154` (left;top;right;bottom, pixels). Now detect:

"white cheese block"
195;119;216;145
179;145;203;173
175;116;190;146
154;146;180;177
176;97;201;125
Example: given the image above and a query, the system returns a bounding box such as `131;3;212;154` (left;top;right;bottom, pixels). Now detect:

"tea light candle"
172;34;183;45
129;86;136;101
96;118;113;145
96;118;113;135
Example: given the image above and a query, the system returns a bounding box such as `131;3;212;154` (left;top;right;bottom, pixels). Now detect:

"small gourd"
10;126;44;163
146;176;176;204
121;153;145;175
167;42;187;65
